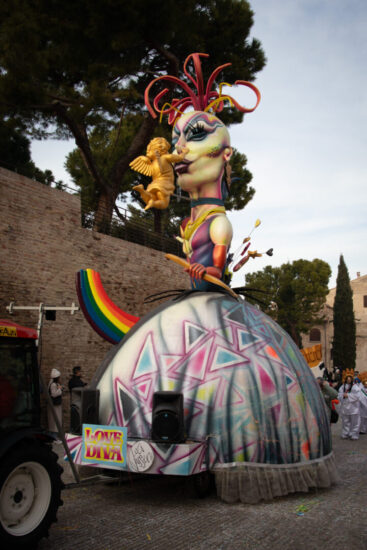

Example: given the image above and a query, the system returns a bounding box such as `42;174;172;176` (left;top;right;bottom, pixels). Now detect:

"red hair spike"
144;52;260;125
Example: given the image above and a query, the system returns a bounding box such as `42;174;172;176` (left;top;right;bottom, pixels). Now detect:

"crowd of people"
317;365;367;441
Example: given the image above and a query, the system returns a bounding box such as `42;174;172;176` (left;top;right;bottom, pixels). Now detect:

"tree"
0;0;266;233
245;259;332;347
0;118;64;188
332;255;356;373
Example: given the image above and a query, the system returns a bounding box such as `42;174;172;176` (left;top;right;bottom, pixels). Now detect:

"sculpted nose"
176;144;183;153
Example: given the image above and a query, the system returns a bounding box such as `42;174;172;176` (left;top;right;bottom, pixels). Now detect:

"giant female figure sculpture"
144;53;260;290
74;54;337;503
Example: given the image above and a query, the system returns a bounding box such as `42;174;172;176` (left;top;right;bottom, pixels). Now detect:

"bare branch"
52;102;108;192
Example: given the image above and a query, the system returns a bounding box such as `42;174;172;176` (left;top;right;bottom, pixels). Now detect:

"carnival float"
66;53;338;503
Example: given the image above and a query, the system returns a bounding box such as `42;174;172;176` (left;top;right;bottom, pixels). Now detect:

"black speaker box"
151;391;185;443
70;388;100;434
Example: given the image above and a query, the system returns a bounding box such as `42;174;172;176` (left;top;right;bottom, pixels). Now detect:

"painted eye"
186;123;207;141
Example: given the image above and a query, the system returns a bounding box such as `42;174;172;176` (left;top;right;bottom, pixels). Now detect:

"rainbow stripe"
76;269;139;344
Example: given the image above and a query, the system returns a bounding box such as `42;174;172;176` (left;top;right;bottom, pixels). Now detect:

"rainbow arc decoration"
76;269;139;344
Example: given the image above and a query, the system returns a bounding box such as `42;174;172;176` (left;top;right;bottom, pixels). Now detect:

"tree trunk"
93;188;115;234
287;324;302;349
153;209;162;234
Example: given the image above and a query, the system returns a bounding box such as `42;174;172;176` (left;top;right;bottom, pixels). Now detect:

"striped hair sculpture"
76;269;139;344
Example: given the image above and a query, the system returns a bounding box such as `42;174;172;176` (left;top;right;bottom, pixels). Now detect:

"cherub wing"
129;155;153;177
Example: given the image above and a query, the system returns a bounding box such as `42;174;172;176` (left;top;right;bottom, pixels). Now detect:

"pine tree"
0;0;266;233
332;255;356;373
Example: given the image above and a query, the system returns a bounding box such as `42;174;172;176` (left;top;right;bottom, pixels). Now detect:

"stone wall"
0;167;189;428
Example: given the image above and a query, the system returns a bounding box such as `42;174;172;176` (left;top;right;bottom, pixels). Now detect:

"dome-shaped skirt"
93;292;338;502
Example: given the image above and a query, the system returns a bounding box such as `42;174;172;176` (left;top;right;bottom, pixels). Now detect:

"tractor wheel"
0;440;63;548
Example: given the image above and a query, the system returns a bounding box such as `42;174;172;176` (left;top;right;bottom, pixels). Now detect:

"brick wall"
0;167;189;428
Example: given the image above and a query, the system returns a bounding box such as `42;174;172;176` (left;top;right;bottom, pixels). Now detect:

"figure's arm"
187;215;233;280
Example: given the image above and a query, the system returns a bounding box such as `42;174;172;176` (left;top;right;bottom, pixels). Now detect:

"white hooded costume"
338;382;361;439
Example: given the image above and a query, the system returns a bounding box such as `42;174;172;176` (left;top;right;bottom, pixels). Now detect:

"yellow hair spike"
204;95;234;113
218;82;232;96
158;102;184;124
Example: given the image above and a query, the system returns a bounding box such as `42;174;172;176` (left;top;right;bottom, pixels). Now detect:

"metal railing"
65;184;185;257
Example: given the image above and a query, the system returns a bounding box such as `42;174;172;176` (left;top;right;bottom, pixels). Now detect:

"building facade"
302;273;367;373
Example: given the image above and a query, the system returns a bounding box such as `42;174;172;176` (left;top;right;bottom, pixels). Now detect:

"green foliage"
332;255;356;371
245;259;332;347
0;118;64;187
0;0;266;232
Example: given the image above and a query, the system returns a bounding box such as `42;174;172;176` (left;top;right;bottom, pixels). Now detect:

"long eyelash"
190;123;205;134
185;122;206;140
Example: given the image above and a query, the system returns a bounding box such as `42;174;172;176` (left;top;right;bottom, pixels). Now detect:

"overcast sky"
31;0;367;289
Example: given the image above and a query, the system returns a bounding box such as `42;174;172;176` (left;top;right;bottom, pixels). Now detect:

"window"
309;328;321;342
364;295;367;308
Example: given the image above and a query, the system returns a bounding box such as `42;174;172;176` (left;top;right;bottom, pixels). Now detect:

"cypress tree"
332;255;356;373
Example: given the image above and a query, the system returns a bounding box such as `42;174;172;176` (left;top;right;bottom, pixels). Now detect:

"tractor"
0;319;63;548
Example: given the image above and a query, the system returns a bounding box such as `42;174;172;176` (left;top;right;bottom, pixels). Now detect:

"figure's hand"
185;262;206;280
185;263;222;281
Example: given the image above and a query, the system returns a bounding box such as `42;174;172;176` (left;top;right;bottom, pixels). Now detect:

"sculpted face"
172;111;232;195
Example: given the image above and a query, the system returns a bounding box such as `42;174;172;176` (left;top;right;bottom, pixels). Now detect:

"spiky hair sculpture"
144;52;261;125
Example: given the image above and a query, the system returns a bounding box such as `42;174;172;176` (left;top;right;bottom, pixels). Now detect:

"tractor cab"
0;320;63;549
0;320;40;432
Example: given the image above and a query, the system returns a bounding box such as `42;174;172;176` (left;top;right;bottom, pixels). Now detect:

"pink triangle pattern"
136;378;153;401
172;338;213;381
258;364;276;394
161;354;183;372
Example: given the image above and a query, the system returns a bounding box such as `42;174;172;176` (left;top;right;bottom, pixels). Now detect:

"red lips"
174;161;191;175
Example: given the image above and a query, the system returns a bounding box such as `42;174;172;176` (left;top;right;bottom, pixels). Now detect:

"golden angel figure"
130;137;187;210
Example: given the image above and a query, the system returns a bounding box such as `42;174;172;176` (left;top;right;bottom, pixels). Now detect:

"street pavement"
40;422;367;550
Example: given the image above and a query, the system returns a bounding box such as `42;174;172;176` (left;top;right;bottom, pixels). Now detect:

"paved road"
40;422;367;550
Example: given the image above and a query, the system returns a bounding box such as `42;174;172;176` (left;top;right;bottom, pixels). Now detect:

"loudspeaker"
70;388;100;434
151;391;185;443
45;310;56;321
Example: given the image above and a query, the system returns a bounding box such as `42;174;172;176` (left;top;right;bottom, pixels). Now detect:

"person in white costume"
47;368;63;440
338;375;361;439
359;380;367;434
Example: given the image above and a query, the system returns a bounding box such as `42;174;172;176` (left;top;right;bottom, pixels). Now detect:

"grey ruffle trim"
213;452;339;503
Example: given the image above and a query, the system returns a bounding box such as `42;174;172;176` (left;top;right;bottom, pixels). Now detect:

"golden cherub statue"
130;137;187;210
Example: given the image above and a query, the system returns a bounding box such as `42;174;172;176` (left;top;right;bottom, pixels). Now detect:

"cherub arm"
163;152;187;163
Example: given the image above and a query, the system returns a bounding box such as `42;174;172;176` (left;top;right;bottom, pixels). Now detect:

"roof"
0;319;38;339
328;273;367;293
